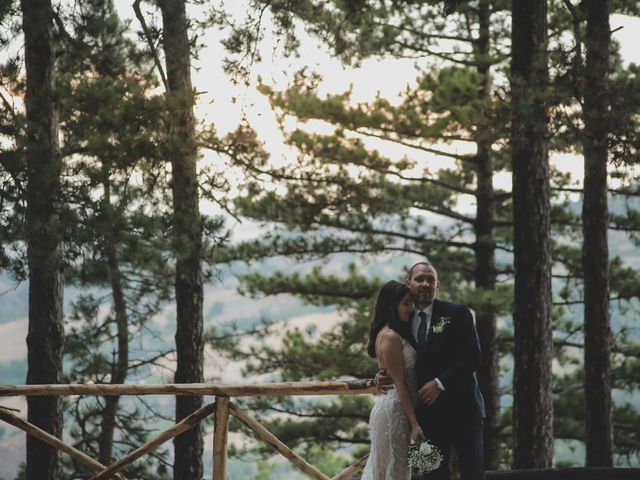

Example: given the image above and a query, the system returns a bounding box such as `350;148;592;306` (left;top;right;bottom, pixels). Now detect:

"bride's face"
396;291;413;322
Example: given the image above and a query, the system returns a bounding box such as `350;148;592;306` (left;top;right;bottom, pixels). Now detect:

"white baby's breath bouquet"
408;440;442;476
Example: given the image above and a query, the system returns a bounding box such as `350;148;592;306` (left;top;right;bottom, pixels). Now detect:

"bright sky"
116;2;640;216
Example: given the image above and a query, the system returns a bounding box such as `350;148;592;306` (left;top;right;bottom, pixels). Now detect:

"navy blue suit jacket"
414;298;486;428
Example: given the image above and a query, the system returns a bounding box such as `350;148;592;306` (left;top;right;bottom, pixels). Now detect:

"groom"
378;261;486;480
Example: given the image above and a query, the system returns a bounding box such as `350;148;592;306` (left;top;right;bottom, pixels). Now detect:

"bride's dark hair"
367;280;412;358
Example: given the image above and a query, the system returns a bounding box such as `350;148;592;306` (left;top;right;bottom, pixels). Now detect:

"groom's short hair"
408;261;435;279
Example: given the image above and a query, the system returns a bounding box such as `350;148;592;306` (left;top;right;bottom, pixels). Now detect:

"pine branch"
555;340;640;359
132;0;169;91
0;150;23;182
264;405;369;421
127;350;174;370
212;134;478;198
62;146;90;158
50;5;74;44
382;169;478;197
501;336;640;359
412;204;476;225
306;433;370;445
561;0;583;100
221;244;424;263
354;128;476;163
608;224;640;233
394;40;478;66
552;295;636;306
319;222;435;243
0;88;16;119
552;186;640;197
374;21;473;44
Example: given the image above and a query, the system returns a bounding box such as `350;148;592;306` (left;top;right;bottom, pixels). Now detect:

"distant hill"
0;276;27;326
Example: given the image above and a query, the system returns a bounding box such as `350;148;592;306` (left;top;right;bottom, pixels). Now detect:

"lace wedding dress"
361;338;418;480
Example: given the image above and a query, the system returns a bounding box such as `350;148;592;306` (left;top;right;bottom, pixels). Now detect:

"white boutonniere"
432;316;451;334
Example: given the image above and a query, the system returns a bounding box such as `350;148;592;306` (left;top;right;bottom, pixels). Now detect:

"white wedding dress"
361;337;418;480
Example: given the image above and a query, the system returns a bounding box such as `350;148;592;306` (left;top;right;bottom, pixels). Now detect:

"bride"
361;280;424;479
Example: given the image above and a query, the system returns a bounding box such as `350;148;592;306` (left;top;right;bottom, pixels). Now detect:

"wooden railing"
0;380;377;480
4;382;639;480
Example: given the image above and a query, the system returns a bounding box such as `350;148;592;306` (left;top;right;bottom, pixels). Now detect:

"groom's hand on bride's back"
373;368;394;394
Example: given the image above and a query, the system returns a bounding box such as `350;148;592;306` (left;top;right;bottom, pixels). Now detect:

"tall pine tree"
53;1;174;476
21;0;64;478
582;0;613;466
510;0;554;468
158;1;205;477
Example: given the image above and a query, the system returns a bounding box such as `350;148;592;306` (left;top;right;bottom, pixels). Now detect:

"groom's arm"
437;305;481;389
373;368;395;393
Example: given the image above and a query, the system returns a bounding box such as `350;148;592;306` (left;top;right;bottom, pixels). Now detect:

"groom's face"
408;264;439;308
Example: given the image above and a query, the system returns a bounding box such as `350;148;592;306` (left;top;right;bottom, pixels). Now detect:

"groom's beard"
414;290;435;308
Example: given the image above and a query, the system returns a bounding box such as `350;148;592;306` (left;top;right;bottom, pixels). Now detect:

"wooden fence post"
213;397;230;480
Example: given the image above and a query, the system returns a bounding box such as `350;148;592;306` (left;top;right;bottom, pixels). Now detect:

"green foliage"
254;460;275;480
230;394;372;466
239;264;380;305
13;463;24;480
61;395;172;479
214;0;640;469
610;257;640;299
304;444;353;476
552;359;640;467
0;0;637;473
42;2;178;477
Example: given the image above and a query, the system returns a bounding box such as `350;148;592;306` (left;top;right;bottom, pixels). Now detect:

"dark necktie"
417;311;428;349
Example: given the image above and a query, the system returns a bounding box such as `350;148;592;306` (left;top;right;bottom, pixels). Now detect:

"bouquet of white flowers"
408;440;442;476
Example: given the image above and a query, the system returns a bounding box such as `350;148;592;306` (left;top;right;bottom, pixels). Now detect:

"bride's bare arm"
379;331;424;442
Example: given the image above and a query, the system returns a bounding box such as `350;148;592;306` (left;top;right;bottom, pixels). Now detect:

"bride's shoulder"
377;328;402;347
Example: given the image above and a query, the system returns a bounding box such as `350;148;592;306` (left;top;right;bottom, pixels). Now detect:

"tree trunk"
158;1;205;478
582;0;613;467
98;178;129;465
510;0;554;469
474;144;499;469
21;1;64;479
473;0;500;469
